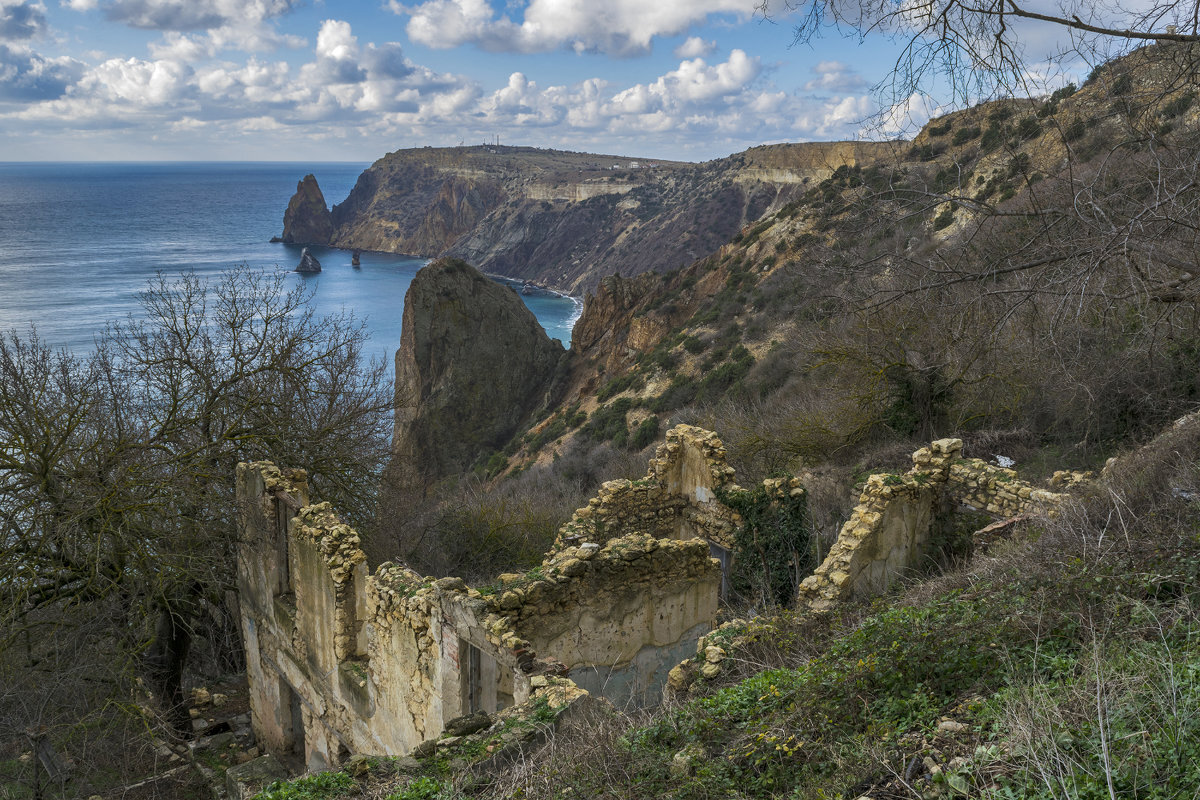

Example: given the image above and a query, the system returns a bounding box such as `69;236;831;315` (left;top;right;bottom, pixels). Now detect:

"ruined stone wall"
555;424;740;551
946;458;1064;517
487;533;720;707
797;438;1070;612
236;427;728;766
238;461;548;768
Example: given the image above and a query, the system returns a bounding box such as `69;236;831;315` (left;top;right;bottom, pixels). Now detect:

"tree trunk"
146;601;193;737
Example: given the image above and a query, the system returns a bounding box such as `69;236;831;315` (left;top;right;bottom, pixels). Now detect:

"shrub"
254;771;355;800
581;398;633;443
630;416;660;450
932;206;955;230
649;375;698;412
1016;116;1042;140
951;125;981;145
980;123;1005;151
597;373;642;402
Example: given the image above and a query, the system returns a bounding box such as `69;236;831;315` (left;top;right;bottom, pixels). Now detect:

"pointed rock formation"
295;247;322;273
281;174;334;245
391;258;567;486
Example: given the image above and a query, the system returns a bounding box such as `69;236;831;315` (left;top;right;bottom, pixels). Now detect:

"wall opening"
274;496;292;596
465;643;483;714
460;640;505;714
281;679;305;760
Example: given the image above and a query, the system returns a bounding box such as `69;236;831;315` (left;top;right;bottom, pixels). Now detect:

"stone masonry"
235;424;734;772
798;438;1067;612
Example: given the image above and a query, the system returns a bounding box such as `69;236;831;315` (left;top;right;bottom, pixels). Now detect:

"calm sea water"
0;162;580;366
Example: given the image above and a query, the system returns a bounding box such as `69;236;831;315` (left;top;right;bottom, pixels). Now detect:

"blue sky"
0;0;1081;162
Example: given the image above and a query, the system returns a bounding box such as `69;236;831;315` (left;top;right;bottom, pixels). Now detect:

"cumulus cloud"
394;0;755;56
674;36;715;58
1;0;47;40
0;43;83;100
804;60;866;92
2;13;876;160
86;0;304;58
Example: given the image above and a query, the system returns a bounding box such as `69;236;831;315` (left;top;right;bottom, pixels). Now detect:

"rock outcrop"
391;258;567;486
281;174;334;245
294;247;321;273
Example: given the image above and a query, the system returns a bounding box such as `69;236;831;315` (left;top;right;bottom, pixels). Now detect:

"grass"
254;771;356;799
459;420;1200;799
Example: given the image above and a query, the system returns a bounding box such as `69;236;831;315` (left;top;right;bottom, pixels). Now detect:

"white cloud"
95;0;295;31
876;91;941;137
0;42;84;99
674;36;715;58
80;55;190;103
2;14;878;160
395;0;756;56
804;60;866;92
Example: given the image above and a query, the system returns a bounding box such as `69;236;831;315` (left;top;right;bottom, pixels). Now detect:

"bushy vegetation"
464;418;1200;800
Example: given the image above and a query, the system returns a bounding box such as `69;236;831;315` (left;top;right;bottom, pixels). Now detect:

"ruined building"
235;426;737;772
236;426;1073;775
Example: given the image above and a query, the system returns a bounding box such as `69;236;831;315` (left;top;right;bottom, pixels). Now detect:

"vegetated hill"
375;42;1200;587
262;384;1200;800
308;141;892;293
484;41;1200;488
247;43;1200;800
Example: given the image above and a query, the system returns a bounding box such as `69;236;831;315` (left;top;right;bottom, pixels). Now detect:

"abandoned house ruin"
236;425;1073;774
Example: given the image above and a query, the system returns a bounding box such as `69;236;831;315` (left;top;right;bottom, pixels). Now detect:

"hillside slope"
492;41;1200;484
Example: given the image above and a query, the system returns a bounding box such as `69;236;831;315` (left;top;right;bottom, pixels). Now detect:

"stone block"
225;755;288;800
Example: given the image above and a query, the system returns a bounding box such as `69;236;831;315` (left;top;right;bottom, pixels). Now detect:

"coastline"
277;240;582;303
272;239;583;341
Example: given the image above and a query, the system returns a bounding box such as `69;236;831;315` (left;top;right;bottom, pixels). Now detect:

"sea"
0;162;581;368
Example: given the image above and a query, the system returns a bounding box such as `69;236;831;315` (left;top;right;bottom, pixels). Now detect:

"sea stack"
390;258;567;488
280;174;334;244
351;249;361;267
295;247;322;273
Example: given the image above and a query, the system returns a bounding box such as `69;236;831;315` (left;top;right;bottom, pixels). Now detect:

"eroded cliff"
309;142;894;293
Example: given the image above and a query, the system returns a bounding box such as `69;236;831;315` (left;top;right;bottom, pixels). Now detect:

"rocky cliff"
305;142;894;293
391;258;568;487
280;174;334;244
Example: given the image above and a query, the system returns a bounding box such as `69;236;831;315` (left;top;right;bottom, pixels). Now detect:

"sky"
0;0;1089;162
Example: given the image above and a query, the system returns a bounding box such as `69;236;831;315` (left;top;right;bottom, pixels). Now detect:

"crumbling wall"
555;425;740;550
363;566;536;755
237;463;538;770
797;438;1068;612
483;533;720;707
946;458;1064;517
236;427;729;767
236;463;309;762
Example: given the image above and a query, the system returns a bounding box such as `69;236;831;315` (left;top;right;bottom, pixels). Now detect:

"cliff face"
391;258;567;486
312;143;895;294
281;174;334;244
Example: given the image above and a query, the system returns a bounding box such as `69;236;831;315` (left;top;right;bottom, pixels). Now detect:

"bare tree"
767;0;1200;104
0;266;392;737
